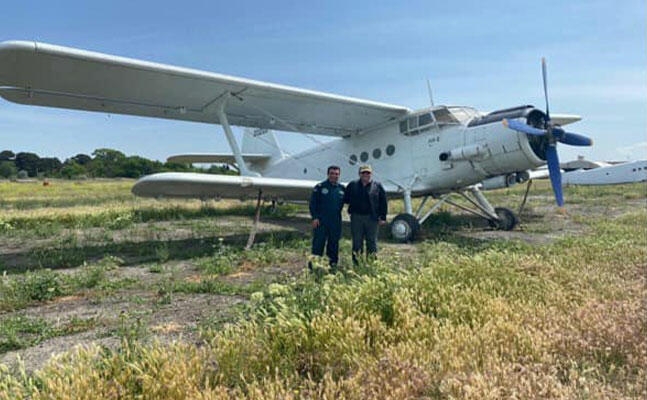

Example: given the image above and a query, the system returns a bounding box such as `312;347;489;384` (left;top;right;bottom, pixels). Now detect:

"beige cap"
358;164;372;173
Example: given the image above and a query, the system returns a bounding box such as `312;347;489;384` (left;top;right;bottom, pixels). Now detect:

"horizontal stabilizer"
167;153;271;164
132;172;318;201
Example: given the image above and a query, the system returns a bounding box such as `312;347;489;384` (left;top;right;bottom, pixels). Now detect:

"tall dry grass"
1;206;645;399
1;181;645;399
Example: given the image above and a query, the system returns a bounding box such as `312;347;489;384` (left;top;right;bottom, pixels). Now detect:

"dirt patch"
1;288;246;372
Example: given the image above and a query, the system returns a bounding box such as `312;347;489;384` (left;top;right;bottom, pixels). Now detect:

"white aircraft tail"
241;128;285;167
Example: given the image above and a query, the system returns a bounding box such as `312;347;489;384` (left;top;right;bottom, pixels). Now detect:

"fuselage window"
360;152;369;162
303;168;307;174
349;154;358;165
373;148;381;159
386;144;395;156
399;121;408;133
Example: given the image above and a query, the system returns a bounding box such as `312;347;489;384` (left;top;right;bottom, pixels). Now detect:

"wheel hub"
391;220;410;240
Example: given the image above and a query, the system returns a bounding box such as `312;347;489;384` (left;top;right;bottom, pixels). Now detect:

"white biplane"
0;41;593;241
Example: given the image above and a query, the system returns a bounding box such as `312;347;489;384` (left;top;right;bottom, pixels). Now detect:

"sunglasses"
361;171;371;175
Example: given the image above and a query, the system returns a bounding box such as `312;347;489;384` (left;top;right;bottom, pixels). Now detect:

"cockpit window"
432;108;459;124
399;106;478;136
418;113;433;126
447;106;479;124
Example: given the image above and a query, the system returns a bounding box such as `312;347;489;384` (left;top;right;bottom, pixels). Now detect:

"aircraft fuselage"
260;105;545;196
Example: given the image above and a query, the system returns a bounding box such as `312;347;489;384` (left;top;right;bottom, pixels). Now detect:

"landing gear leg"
391;191;458;242
446;186;518;231
389;184;520;242
464;186;518;231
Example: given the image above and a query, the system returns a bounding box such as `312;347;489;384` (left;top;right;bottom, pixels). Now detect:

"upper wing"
0;41;410;137
132;172;318;201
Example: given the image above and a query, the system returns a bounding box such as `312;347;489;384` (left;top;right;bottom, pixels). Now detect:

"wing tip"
0;40;37;53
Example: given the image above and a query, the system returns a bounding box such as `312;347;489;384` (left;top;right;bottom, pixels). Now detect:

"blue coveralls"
309;180;345;267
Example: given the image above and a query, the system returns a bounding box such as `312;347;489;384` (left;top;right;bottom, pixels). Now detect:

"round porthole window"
349;154;358;165
386;145;395;156
360;152;369;162
373;148;381;159
303;168;307;174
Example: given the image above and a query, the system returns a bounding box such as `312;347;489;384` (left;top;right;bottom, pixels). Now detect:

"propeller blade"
559;131;594;146
545;145;563;207
542;57;550;120
503;118;546;136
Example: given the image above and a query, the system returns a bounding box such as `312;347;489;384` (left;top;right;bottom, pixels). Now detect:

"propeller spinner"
503;59;593;207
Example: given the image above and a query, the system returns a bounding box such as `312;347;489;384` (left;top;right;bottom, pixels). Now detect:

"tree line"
0;149;234;179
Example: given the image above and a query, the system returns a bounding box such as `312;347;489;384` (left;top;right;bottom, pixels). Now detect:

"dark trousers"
350;214;378;265
312;223;341;266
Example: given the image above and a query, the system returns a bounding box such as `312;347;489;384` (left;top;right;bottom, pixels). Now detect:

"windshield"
447;106;480;124
399;106;479;135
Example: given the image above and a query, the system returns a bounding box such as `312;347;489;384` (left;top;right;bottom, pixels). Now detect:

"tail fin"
241;128;285;168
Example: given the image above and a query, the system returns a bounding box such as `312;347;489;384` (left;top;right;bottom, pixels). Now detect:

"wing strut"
216;92;259;177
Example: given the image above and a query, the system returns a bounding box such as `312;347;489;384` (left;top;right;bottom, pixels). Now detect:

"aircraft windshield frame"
399;106;479;136
446;106;480;124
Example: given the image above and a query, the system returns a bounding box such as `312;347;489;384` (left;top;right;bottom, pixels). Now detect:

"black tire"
488;207;518;231
390;213;420;242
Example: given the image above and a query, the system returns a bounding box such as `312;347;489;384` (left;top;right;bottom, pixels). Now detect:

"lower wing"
132;172;318;202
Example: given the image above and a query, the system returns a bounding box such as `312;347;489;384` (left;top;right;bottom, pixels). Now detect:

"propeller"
502;58;593;207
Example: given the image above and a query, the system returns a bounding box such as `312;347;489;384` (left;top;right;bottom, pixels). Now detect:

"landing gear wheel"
390;213;420;242
488;207;518;231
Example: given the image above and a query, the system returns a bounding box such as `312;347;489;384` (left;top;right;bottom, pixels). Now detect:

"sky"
0;0;645;163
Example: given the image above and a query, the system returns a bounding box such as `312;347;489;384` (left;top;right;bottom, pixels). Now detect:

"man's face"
327;168;340;184
360;171;371;184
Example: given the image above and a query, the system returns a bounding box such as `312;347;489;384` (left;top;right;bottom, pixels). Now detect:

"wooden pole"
518;179;533;215
245;190;263;250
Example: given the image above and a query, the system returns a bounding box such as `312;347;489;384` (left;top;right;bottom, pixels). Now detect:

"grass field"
0;179;645;399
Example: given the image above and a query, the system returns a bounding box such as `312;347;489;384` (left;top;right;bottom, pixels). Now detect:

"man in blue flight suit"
309;165;345;272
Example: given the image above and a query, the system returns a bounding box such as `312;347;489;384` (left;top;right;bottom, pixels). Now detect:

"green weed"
0;315;97;354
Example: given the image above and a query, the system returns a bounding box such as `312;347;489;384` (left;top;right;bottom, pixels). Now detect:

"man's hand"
312;219;320;228
378;219;387;226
